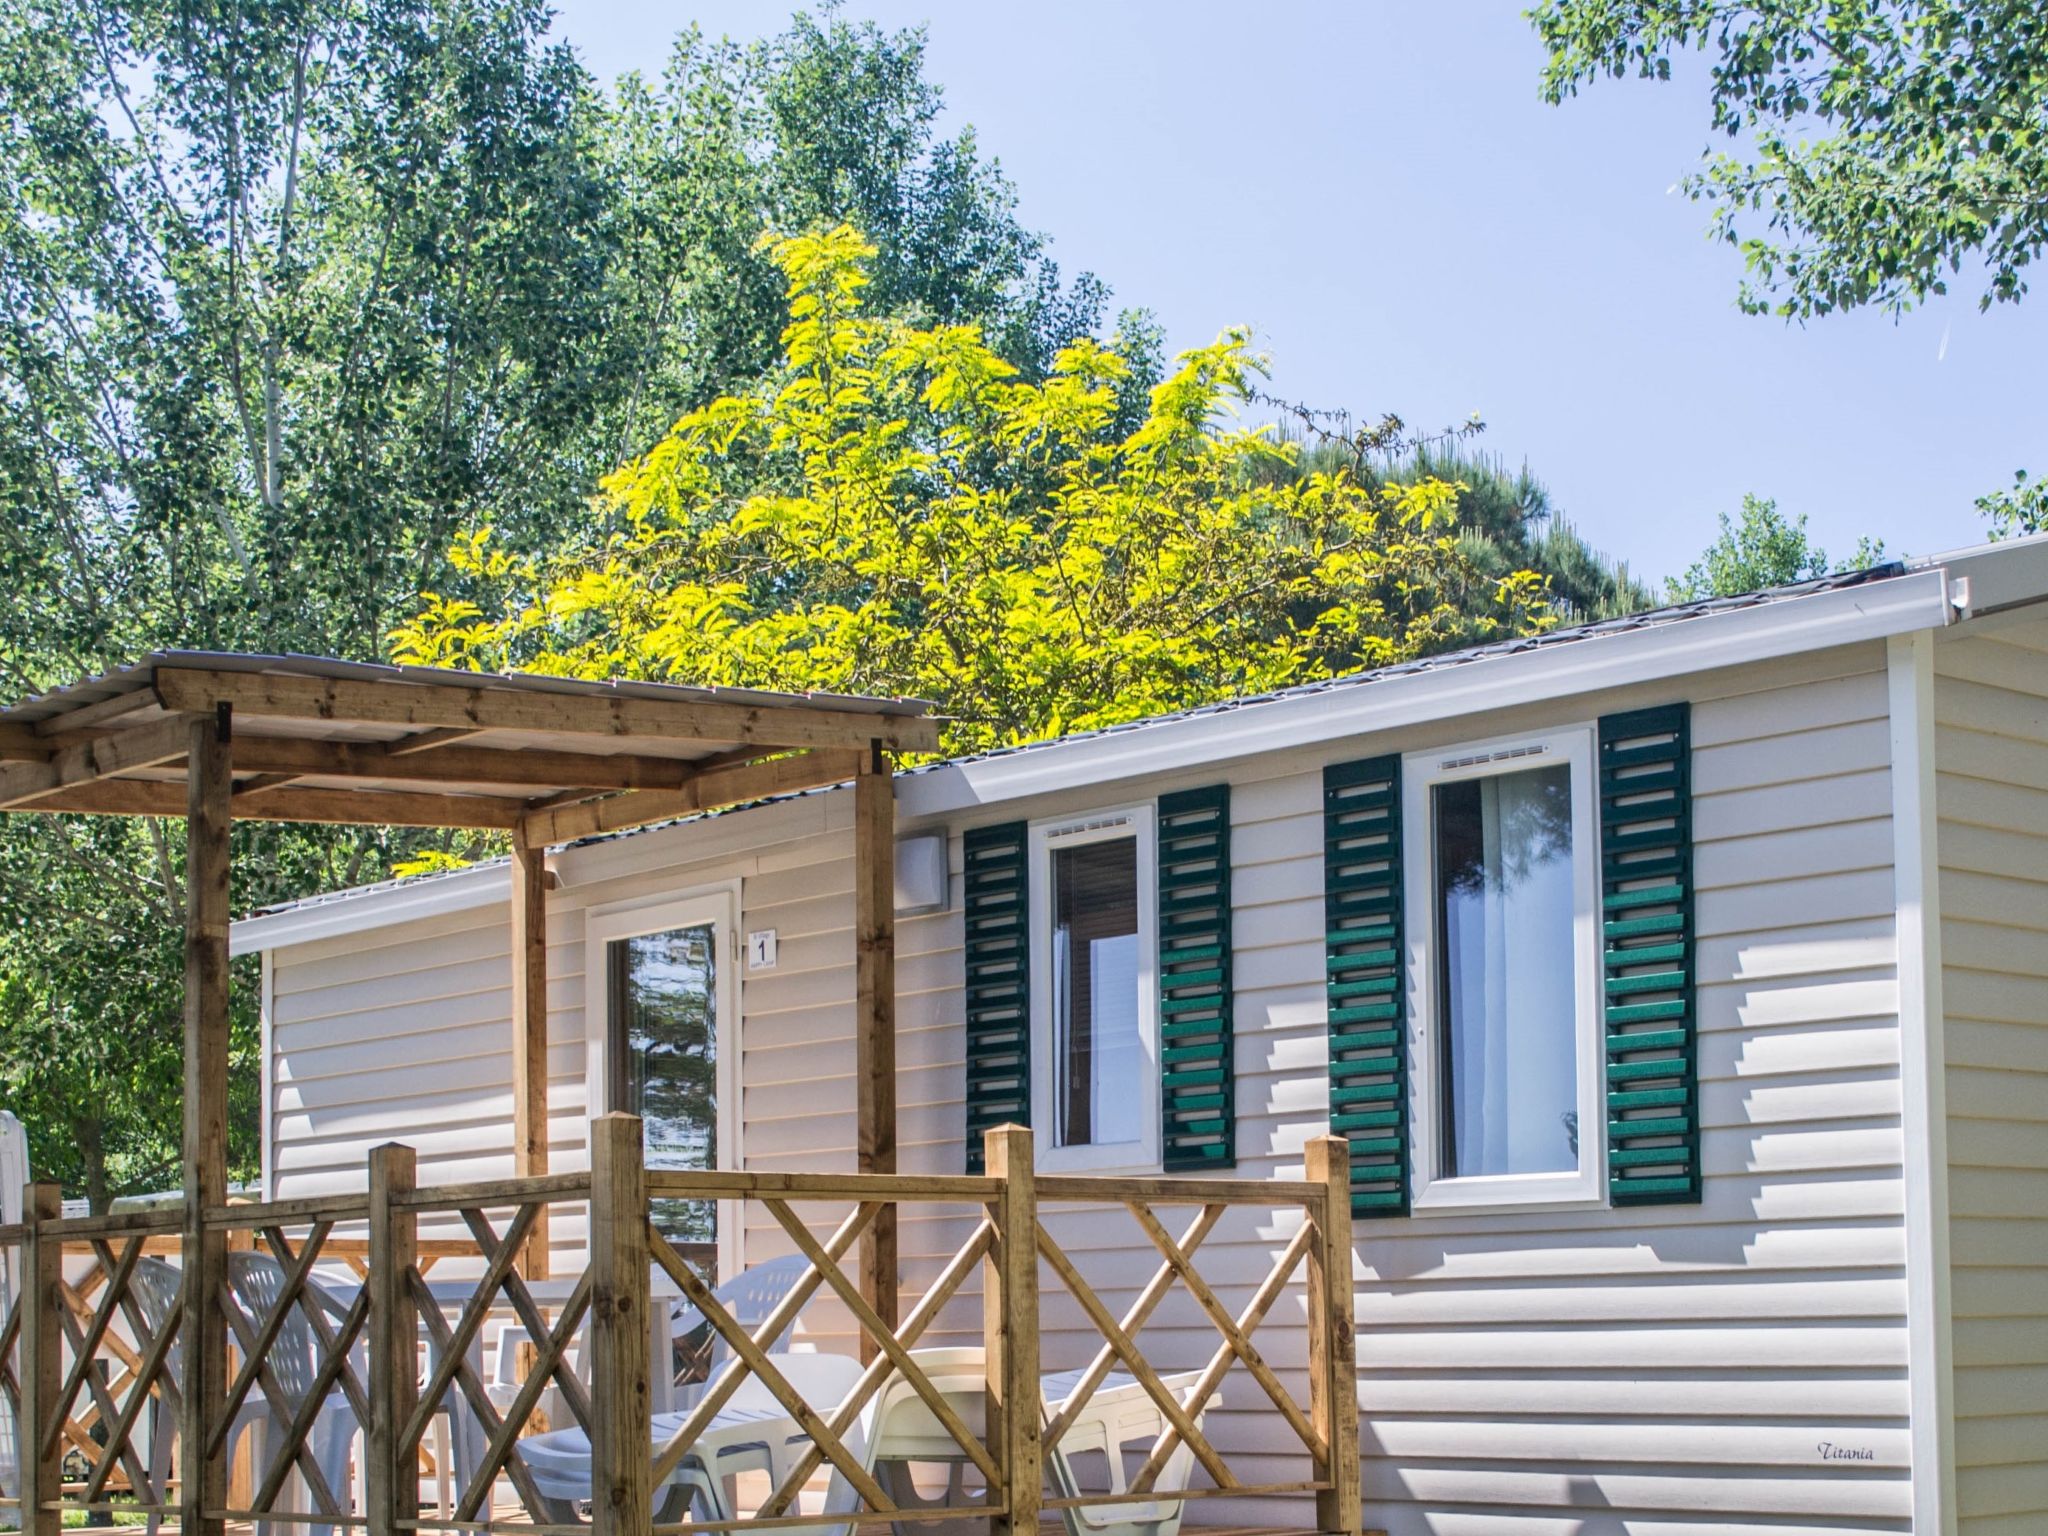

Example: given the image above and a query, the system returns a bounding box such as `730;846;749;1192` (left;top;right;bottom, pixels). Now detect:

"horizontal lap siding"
259;644;1911;1533
735;844;976;1352
858;651;1909;1534
1933;622;2048;1533
1331;657;1910;1534
269;901;588;1194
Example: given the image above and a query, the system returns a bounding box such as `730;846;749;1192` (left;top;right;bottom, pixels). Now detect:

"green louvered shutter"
1323;756;1408;1217
1158;786;1235;1170
963;821;1031;1173
1599;703;1700;1205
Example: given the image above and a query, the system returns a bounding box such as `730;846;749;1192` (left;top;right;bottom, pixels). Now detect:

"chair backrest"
862;1346;991;1452
130;1258;185;1383
671;1254;810;1373
226;1251;321;1404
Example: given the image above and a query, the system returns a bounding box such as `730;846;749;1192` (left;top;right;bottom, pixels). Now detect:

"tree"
1372;447;1651;622
0;2;1143;1204
392;227;1555;754
593;13;1140;442
1978;470;2048;538
1532;1;2048;317
1666;493;1884;600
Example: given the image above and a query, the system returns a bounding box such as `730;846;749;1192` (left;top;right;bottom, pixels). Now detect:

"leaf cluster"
394;227;1557;755
1533;1;2048;317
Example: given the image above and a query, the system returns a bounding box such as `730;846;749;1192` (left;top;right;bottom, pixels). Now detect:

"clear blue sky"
546;1;2048;587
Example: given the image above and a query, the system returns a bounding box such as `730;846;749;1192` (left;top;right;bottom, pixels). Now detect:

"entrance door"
586;889;737;1278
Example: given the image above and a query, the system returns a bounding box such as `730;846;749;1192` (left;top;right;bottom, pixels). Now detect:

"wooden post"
182;706;232;1536
366;1144;418;1536
1304;1135;1360;1536
982;1125;1039;1536
510;844;550;1278
589;1114;650;1536
853;746;898;1360
18;1182;61;1536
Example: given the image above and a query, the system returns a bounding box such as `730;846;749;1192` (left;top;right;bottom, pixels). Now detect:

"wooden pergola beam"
22;777;525;829
154;668;942;755
35;687;155;738
382;726;481;756
516;748;864;847
0;713;195;809
218;735;769;793
0;722;50;761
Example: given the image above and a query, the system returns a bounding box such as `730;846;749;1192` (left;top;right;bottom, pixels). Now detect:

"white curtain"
1442;766;1577;1178
1088;933;1142;1146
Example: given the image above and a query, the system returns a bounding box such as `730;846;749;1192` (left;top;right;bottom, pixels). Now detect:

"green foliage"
394;227;1556;754
0;3;1139;1206
1532;1;2048;318
1666;493;1885;600
1374;447;1652;622
1978;470;2048;538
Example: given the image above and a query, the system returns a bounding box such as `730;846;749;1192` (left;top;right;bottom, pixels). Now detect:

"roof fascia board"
229;861;510;957
901;568;1956;819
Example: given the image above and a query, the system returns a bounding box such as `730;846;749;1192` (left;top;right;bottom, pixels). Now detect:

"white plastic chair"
133;1255;361;1536
842;1347;1205;1536
667;1254;810;1401
487;1251;813;1426
517;1351;865;1526
225;1252;361;1536
1040;1364;1202;1536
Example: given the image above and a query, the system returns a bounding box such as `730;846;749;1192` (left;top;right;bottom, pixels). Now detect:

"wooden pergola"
0;651;939;1336
0;655;1372;1536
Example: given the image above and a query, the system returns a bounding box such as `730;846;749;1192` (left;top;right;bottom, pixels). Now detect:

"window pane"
1433;764;1577;1179
610;925;717;1252
1051;837;1142;1149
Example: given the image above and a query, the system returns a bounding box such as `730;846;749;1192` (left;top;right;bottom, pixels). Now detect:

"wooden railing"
0;1120;1360;1536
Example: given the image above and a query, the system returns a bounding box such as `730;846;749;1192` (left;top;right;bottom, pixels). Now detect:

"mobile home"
233;536;2048;1535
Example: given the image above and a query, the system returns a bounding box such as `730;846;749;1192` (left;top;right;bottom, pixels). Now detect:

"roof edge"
897;565;1956;818
233;561;1964;954
230;860;510;958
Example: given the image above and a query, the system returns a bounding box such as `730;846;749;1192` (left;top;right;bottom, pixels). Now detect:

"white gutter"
902;566;1955;818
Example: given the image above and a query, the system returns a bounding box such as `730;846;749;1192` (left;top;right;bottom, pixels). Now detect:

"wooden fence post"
18;1183;61;1536
589;1114;650;1536
982;1125;1039;1536
1304;1135;1360;1536
367;1144;418;1536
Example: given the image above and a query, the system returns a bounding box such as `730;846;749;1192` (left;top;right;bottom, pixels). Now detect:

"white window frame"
583;882;742;1278
1027;804;1161;1174
1404;724;1605;1213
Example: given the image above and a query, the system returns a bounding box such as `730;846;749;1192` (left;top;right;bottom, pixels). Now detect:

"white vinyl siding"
260;641;1915;1533
1933;617;2048;1534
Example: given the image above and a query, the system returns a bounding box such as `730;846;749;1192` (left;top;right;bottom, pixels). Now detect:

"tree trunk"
78;1112;109;1214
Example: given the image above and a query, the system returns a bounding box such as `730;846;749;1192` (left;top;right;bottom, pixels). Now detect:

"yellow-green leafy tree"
393;226;1553;755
